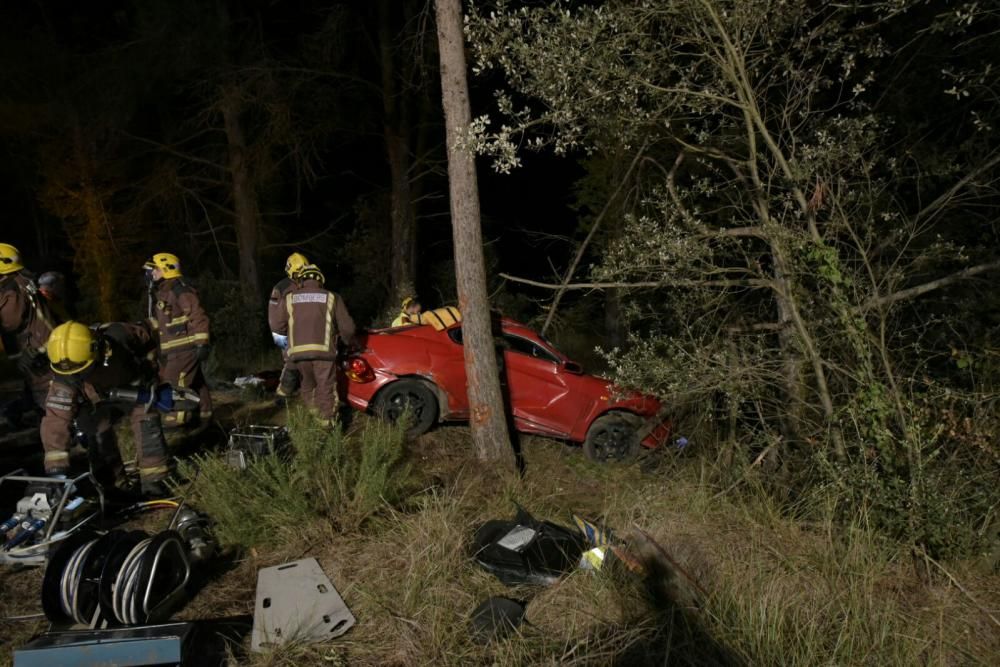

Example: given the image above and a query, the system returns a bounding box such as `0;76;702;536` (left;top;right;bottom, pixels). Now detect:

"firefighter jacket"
271;278;356;362
0;271;56;362
41;322;159;454
148;277;210;357
267;277;295;334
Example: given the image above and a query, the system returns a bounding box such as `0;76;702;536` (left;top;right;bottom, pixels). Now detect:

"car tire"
374;379;438;438
583;413;641;463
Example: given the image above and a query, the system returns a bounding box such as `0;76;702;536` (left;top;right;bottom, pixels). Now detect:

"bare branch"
500;272;771;291
862;260;1000;311
541;142;649;333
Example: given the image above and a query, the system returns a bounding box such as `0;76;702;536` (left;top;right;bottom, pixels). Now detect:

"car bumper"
639;409;672;448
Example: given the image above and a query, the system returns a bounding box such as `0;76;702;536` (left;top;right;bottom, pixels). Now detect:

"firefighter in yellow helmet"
391;296;422;327
267;252;309;400
144;253;212;428
42;321;176;496
0;243;57;411
271;264;356;423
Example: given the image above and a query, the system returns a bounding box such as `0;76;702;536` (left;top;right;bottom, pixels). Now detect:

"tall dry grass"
237;436;1000;666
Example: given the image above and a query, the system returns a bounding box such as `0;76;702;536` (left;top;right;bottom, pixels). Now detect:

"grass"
212;432;999;665
177;406;411;546
2;406;999;666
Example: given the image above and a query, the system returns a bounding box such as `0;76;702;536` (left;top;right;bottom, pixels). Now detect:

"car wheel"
375;379;438;437
583;413;641;463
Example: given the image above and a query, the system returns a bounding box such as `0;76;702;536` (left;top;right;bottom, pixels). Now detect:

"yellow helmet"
285;252;309;279
0;243;24;275
401;296;419;310
144;253;182;279
298;263;325;285
47;321;98;375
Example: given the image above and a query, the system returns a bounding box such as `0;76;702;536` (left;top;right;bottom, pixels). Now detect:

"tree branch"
541;142;649;334
862;260;1000;311
500;272;770;291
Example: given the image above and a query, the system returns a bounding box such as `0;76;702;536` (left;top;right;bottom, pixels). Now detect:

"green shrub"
178;408;411;547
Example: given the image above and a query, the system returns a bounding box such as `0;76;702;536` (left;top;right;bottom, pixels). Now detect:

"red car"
342;310;671;462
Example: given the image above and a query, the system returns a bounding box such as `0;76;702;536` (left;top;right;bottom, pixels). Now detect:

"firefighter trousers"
159;349;212;427
297;359;338;421
46;404;170;484
276;354;301;398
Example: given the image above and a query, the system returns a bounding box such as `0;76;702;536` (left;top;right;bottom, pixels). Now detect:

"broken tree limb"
541;143;648;335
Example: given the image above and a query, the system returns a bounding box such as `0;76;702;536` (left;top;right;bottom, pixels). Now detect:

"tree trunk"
221;85;262;307
72;126;118;321
379;0;417;302
435;0;514;465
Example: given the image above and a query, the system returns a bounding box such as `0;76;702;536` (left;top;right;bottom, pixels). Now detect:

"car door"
499;333;584;438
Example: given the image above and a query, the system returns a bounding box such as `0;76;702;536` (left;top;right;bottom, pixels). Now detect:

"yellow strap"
44;451;70;461
138;465;169;476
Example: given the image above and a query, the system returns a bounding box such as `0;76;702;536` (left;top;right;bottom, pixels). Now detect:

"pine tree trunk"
435;0;514;465
379;0;417;301
221;85;262;307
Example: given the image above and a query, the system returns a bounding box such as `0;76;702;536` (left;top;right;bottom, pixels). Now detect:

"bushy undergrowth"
178;408;410;547
237;440;997;667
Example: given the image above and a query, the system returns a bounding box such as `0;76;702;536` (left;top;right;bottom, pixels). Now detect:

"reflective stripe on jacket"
272;279;356;361
149;278;210;355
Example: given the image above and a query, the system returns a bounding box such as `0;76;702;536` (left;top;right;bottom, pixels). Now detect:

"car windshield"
448;326;564;365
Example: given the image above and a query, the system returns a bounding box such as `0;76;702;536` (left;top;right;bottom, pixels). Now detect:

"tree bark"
220;85;262;307
379;0;417;301
435;0;514;465
71;124;118;321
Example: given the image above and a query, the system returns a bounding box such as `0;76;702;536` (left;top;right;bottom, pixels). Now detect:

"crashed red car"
342;310;671;462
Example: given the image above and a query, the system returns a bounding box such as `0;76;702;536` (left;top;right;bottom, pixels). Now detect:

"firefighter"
267;252;309;400
391;296;422;327
0;243;56;411
144;253;212;428
42;321;175;496
271;264;356;423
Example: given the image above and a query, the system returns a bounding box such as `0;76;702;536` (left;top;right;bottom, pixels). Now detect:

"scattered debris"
471;506;584;586
233;370;281;392
469;596;526;644
251;557;355;652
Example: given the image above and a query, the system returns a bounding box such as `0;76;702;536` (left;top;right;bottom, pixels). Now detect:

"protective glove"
133;384;176;412
195;345;212;363
152;384;177;412
271;333;289;350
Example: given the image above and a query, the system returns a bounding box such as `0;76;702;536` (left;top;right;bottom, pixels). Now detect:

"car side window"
448;327;463;344
501;334;559;364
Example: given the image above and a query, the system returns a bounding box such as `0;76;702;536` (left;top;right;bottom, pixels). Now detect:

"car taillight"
345;357;375;383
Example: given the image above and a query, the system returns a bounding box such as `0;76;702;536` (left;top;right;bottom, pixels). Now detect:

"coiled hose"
43;528;191;627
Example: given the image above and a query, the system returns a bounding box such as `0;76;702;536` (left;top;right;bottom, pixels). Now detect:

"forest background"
1;0;999;564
